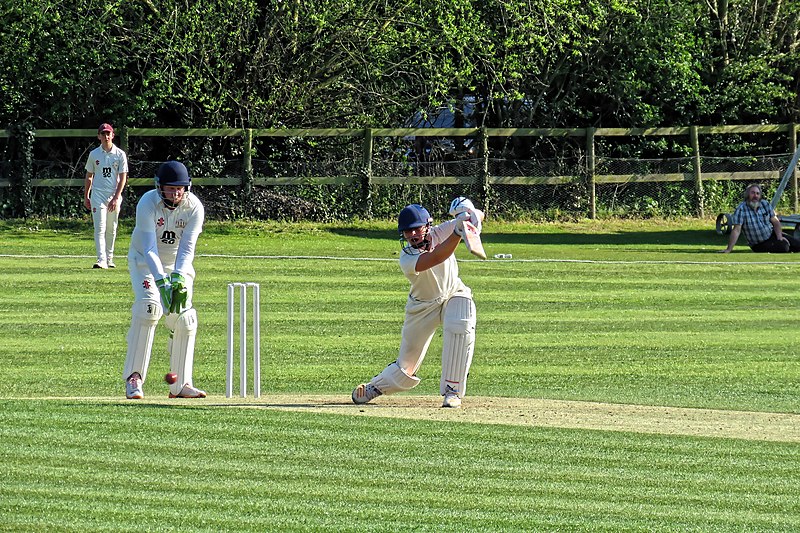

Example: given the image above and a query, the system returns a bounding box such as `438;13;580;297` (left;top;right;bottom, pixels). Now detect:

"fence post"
119;126;129;153
690;125;704;218
790;123;798;212
480;126;489;214
362;128;373;218
586;127;596;219
243;128;253;194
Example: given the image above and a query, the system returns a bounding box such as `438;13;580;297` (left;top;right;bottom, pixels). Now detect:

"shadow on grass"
3;218;726;250
481;230;723;247
327;227;724;248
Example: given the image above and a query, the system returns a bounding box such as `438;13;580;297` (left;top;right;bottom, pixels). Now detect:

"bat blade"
461;220;487;259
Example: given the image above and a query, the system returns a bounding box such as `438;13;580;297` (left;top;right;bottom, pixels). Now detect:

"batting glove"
453;219;465;237
155;277;172;311
168;272;188;314
455;208;483;234
449;196;476;217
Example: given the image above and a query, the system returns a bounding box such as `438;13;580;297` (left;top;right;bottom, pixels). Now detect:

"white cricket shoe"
126;375;144;399
93;261;108;269
169;384;207;398
442;392;462;408
107;260;116;268
352;382;382;404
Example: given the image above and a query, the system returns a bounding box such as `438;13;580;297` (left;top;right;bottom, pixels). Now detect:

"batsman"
123;161;207;399
352;197;484;408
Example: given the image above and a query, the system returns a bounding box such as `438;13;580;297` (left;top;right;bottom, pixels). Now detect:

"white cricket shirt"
128;189;204;279
399;219;470;302
85;145;128;196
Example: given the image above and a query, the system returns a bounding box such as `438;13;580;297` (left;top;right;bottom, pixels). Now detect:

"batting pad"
166;308;198;396
372;361;421;395
440;296;476;398
123;299;162;382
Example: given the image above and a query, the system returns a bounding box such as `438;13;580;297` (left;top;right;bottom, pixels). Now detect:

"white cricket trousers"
396;293;474;375
90;193;122;264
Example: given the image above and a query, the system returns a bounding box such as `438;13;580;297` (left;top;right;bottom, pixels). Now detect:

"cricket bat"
461;220;487;259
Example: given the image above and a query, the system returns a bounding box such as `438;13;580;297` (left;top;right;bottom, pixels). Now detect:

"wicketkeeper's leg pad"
440;296;476;398
123;299;162;382
371;361;421;395
165;308;198;396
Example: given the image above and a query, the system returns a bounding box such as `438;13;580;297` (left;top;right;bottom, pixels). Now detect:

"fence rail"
2;124;798;218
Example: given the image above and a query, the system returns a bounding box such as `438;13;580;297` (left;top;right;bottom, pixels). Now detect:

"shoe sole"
169;392;207;398
126;394;143;399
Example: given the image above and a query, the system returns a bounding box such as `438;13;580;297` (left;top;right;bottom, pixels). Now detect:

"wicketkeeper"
352;197;484;408
123;161;207;399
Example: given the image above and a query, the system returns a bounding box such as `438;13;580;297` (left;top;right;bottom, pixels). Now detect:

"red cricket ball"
164;372;178;385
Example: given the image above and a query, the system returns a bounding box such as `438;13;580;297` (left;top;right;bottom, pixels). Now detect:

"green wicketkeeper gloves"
155;277;172;310
169;272;188;314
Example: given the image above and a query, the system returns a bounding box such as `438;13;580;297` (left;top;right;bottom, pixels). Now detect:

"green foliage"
577;0;709;126
595;182;697;219
3;0;800;222
707;57;795;123
2;1;799;131
5;123;35;218
702;180;749;216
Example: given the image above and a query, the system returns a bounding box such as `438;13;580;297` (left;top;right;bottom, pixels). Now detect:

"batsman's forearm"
415;233;460;272
140;231;167;279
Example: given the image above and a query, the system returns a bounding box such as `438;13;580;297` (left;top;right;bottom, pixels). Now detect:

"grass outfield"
1;217;799;531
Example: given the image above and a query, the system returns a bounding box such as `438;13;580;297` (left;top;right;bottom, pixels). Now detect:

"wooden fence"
1;124;798;218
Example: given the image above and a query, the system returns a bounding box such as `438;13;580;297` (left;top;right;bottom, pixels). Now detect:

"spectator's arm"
770;215;787;241
719;224;743;253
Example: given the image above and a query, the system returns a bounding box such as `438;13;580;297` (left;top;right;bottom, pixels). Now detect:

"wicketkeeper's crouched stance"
352;198;484;408
123;161;207;399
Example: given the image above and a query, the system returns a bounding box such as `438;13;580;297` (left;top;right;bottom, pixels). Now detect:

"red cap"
98;123;114;134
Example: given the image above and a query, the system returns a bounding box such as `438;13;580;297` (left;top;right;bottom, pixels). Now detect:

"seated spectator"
719;183;800;253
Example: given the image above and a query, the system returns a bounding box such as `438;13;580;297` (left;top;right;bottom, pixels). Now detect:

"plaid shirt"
730;199;775;245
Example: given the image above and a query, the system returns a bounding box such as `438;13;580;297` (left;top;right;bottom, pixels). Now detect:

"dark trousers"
750;232;800;253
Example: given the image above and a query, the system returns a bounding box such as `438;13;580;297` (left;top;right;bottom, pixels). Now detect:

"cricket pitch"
215;394;799;443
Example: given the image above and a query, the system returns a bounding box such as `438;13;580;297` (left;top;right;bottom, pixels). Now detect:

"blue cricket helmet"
398;204;432;233
398;204;433;252
156;161;191;187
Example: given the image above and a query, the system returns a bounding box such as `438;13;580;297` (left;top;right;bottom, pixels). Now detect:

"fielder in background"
84;123;128;269
123;161;206;399
352;197;484;408
719;183;800;253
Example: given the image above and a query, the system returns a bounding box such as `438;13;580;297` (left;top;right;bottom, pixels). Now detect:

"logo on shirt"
176;219;186;229
95;160;100;166
161;230;177;245
157;217;165;227
142;279;152;289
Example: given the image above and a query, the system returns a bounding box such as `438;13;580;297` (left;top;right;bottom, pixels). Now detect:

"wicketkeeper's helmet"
156;161;191;187
156;161;191;208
